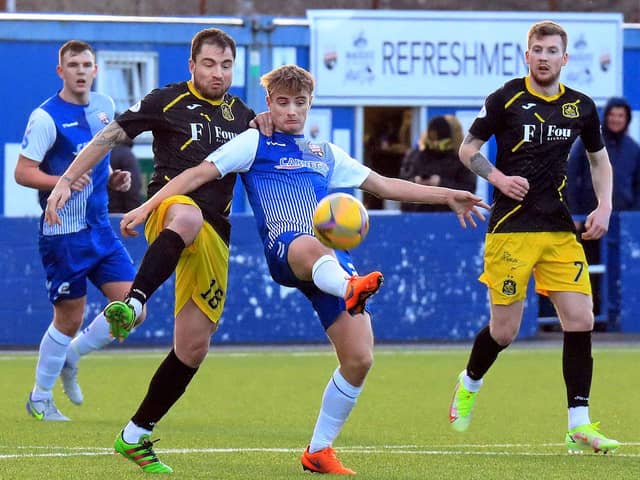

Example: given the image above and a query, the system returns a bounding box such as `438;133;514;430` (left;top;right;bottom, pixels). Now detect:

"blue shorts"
265;232;358;330
39;225;136;304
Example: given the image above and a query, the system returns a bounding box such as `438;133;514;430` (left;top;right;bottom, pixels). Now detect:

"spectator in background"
568;96;640;220
108;137;143;213
363;111;412;209
399;115;476;212
568;96;640;324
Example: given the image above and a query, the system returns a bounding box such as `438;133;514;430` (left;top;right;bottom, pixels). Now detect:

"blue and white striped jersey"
20;92;114;236
208;129;371;248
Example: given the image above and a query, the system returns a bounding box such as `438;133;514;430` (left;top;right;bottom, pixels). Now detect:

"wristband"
61;175;73;184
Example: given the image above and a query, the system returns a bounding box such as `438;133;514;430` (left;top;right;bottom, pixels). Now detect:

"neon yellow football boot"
566;422;620;454
448;371;478;432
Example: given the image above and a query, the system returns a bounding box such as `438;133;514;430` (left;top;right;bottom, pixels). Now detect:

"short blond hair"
260;65;315;98
527;20;568;52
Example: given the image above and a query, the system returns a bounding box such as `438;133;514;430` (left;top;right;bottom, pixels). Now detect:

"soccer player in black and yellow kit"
448;21;620;453
45;28;265;472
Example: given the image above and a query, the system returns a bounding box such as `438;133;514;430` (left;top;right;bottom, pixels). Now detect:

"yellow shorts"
145;195;229;324
479;231;591;305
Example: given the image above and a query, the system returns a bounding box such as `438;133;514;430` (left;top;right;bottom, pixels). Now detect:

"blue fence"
618;212;640;332
3;211;638;347
0;213;542;347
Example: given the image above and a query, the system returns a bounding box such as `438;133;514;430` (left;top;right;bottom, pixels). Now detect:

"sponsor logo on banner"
333;31;375;86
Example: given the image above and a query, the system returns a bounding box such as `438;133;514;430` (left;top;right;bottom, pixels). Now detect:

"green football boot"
566;422;620;454
448;370;478;432
114;431;173;473
104;301;136;342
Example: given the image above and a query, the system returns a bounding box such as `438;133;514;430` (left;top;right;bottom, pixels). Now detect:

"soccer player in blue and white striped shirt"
16;40;143;422
117;64;488;474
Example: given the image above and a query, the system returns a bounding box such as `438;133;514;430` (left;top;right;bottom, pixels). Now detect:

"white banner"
4;143;40;217
308;10;623;106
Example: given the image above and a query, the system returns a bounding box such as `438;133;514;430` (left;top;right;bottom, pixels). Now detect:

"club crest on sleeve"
309;143;323;156
98;112;110;125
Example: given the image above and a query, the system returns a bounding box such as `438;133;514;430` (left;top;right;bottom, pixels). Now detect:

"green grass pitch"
1;345;638;479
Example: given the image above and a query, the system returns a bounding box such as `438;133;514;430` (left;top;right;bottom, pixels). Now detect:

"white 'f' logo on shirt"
522;124;537;142
190;123;204;141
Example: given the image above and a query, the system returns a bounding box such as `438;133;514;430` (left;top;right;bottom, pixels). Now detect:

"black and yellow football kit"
117;81;255;244
116;81;255;321
469;76;604;303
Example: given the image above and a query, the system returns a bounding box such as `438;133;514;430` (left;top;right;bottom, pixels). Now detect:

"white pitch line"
2;445;639;460
343;442;640;448
8;442;640;450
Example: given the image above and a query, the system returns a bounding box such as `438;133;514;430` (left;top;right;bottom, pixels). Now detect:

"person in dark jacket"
568;96;640;216
567;96;640;323
399;115;476;212
108;139;143;213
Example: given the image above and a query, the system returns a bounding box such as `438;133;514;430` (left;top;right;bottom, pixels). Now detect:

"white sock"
32;323;72;401
568;406;591;430
311;255;350;297
122;420;153;444
66;313;114;368
462;370;483;392
308;367;362;453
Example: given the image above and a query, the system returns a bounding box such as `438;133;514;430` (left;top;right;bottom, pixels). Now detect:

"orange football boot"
301;446;355;475
344;271;383;315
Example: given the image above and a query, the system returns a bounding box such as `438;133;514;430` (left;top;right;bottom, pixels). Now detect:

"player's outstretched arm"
45;121;132;225
120;161;220;237
359;172;490;228
444;189;489;229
